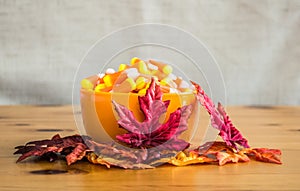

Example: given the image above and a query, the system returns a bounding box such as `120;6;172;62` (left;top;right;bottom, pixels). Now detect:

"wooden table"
0;105;299;191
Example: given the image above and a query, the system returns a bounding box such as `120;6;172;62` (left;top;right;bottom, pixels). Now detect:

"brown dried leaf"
65;143;89;165
243;148;282;164
216;151;250;166
86;153;154;169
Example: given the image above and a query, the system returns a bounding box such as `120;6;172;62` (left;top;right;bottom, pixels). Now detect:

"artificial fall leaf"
86;149;177;169
113;79;192;151
14;134;178;169
14;134;90;165
86;153;154;169
65;143;89;165
243;148;282;164
215;151;250;166
14;134;282;168
190;81;250;150
170;141;282;166
169;151;216;166
86;138;179;168
85;138;178;168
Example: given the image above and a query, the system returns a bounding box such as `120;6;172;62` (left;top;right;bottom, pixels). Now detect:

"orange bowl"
80;76;199;144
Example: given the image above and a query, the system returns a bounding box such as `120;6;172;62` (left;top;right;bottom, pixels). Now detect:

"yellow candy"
94;83;106;92
130;57;141;65
149;59;173;75
162;65;173;75
126;78;136;90
137;61;150;75
81;79;94;90
138;81;151;95
135;76;147;90
103;75;113;87
118;64;128;71
138;88;147;95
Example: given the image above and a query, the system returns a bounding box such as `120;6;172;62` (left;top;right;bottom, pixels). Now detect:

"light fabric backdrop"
0;0;299;105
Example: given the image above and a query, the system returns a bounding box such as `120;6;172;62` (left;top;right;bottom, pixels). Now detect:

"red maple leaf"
190;81;250;150
113;79;192;151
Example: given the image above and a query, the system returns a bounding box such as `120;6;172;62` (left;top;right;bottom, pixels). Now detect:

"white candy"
147;63;158;71
126;68;140;80
105;68;115;74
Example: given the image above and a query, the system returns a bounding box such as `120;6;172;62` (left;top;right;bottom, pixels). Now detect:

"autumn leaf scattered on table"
14;136;281;168
170;141;282;166
14;134;90;165
14;134;178;169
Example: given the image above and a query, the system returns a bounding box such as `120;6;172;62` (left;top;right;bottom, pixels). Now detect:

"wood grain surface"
0;105;299;191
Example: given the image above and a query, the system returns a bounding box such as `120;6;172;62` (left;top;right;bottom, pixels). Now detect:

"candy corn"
84;57;193;94
135;76;147;90
149;60;173;75
81;79;94;90
113;78;136;93
118;64;128;72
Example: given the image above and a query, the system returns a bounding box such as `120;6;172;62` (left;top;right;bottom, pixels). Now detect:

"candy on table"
125;68;140;80
138;81;151;95
88;57;193;93
81;79;94;90
130;59;151;75
81;75;99;91
118;64;128;72
94;83;113;93
98;67;140;93
103;72;120;87
135;76;148;90
105;68;115;74
113;77;136;93
149;59;173;75
151;70;168;80
130;57;141;65
95;83;106;91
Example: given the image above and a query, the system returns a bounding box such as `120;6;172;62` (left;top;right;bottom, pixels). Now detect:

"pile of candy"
81;58;193;94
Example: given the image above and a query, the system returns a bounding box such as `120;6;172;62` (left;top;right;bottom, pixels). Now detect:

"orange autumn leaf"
216;151;250;166
169;151;216;166
243;148;282;164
